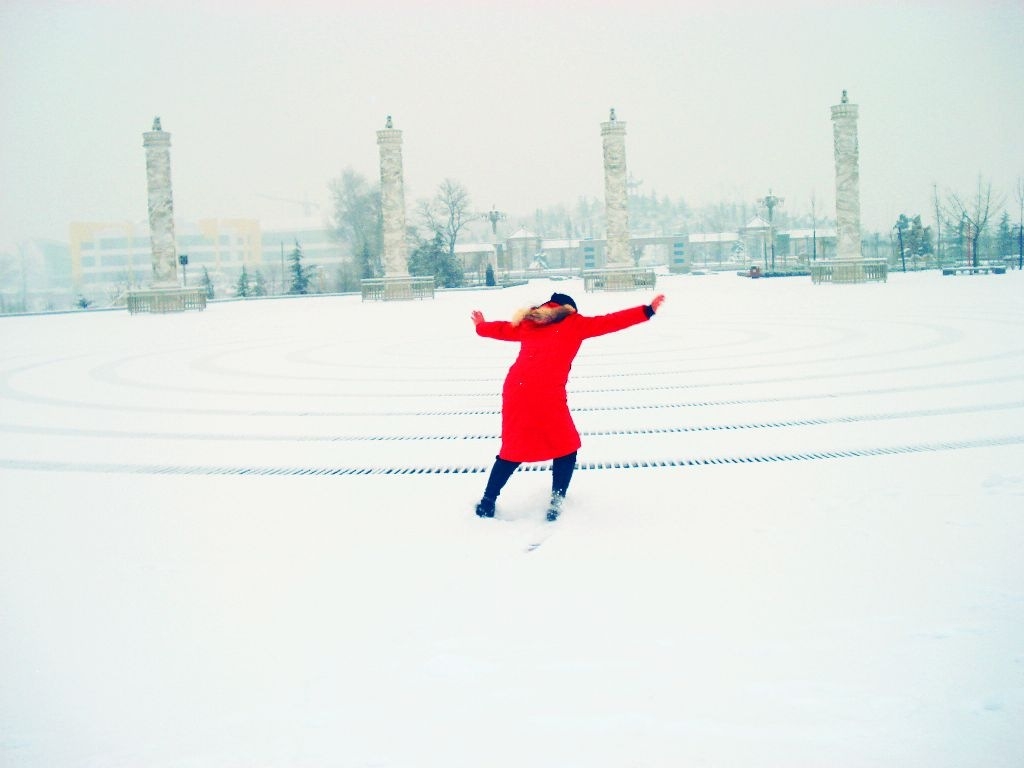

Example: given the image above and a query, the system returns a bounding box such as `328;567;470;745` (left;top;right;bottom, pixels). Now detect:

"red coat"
476;306;652;462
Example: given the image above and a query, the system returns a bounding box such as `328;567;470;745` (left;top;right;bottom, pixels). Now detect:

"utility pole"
895;218;906;272
811;192;818;262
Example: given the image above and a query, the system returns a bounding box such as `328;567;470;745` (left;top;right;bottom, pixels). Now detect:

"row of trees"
232;241;318;298
330;170;473;288
329;167;1024;283
5;169;1019;312
892;177;1024;271
81;172;1023;302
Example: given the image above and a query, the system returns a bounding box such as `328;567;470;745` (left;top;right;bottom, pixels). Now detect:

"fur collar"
511;304;576;327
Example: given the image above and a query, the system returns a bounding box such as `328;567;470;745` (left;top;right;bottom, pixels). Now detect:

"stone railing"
810;259;888;285
361;276;436;301
583;267;658;292
127;287;207;314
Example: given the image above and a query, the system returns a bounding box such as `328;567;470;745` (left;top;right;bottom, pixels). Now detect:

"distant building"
688;231;741;268
686;217;837;269
68;217;349;301
0;238;72;313
454;242;497;285
57;213;839;308
784;228;837;262
69;221;147;294
505;228;543;274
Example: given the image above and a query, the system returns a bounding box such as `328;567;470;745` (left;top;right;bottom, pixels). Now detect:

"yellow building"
69;216;353;301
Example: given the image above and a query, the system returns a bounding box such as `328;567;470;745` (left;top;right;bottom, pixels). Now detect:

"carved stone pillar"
601;108;631;268
142;117;178;287
377;116;408;278
831;91;862;262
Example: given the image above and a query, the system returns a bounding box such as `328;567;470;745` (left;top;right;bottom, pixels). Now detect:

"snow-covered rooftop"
507;226;539;240
689;231;739;243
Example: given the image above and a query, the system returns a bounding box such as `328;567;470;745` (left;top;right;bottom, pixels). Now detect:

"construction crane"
256;193;321;217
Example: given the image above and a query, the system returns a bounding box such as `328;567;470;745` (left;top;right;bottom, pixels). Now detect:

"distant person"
470;291;666;521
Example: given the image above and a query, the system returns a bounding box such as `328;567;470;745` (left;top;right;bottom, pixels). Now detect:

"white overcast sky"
1;0;1021;247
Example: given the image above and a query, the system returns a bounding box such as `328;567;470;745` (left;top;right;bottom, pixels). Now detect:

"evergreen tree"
288;239;310;294
408;233;463;288
908;215;934;267
235;265;250;298
358;242;375;279
201;266;215;299
895;214;934;270
251;269;267;297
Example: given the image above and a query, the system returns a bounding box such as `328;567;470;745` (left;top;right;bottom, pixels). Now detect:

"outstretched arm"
578;294;666;338
471;309;522;341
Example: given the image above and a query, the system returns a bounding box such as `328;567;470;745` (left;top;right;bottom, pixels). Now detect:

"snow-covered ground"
1;270;1022;767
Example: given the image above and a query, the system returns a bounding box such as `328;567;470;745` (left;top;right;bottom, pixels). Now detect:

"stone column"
601;108;631;267
142;117;178;286
831;91;862;261
377;115;408;277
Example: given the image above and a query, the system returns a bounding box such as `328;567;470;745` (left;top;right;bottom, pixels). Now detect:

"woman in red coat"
471;291;665;521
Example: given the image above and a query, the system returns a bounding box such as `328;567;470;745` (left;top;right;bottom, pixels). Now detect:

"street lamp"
486;205;504;238
757;190;784;272
178;253;189;286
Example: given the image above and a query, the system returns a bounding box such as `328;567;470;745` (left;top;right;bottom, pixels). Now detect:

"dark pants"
481;452;577;502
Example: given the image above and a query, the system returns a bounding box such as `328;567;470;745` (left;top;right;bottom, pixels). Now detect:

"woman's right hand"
471;310;485;326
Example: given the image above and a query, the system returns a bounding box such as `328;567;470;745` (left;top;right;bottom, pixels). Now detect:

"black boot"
475;496;496;518
547;452;576;521
475;457;520;519
546;492;564;522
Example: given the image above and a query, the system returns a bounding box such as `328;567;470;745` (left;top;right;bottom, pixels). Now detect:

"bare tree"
417;178;473;262
947;176;1003;267
328;168;382;277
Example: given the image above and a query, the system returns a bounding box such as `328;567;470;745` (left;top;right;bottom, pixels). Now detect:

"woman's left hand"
471;310;485;326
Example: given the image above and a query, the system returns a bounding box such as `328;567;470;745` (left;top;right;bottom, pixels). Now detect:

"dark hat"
548;292;577;311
